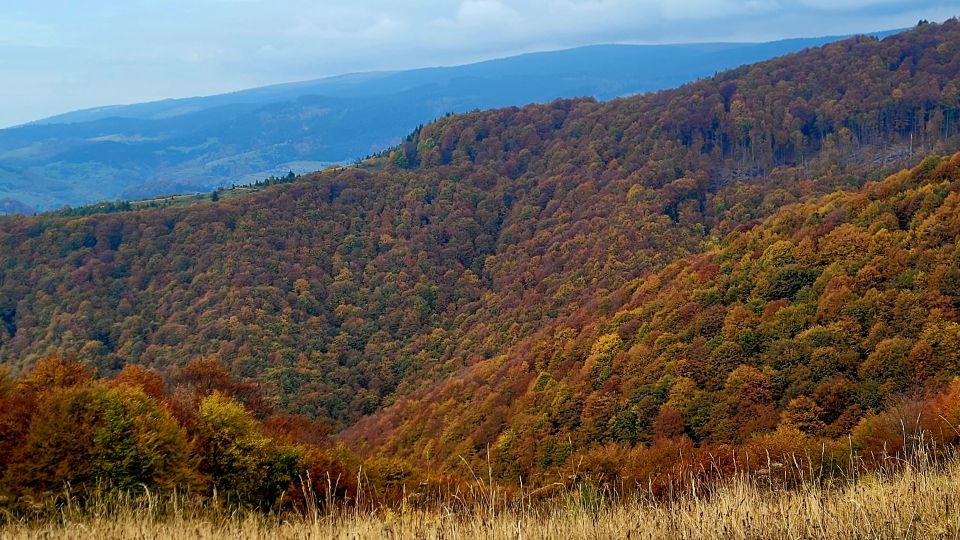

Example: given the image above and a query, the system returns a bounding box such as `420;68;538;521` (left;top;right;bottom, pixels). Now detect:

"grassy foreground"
3;457;959;540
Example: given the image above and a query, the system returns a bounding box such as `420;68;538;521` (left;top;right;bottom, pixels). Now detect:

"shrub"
194;392;305;506
11;383;192;497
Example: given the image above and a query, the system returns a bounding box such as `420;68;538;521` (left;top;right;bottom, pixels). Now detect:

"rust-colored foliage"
349;152;960;477
2;20;960;493
3;21;960;437
0;357;359;512
262;414;333;447
18;356;93;393
111;364;167;402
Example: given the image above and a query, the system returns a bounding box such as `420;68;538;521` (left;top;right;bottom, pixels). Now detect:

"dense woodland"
2;20;960;500
348;152;960;480
0;356;424;510
2;349;960;508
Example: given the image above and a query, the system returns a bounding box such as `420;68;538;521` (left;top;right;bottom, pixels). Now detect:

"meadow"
4;447;958;540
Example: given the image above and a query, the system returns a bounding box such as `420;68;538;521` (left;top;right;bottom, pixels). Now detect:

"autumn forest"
2;18;960;535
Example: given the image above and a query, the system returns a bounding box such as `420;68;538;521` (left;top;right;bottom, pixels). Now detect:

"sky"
0;0;957;128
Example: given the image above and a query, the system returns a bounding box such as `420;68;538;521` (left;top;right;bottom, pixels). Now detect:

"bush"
194;392;305;506
10;383;192;497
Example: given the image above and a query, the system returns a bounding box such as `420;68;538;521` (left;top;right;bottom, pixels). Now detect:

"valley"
1;15;959;539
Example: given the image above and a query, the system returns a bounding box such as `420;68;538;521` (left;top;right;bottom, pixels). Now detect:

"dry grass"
3;456;960;540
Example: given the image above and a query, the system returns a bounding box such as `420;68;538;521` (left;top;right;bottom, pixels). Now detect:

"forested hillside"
1;19;959;471
346;151;960;478
0;35;858;213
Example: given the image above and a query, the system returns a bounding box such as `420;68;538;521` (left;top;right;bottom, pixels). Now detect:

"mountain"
0;33;895;213
344;152;960;476
1;19;959;484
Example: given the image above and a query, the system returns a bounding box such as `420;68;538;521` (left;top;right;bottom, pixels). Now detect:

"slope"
0;34;888;212
0;18;958;443
344;151;960;479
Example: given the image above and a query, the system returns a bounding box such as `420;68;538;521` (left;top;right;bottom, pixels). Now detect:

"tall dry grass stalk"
3;445;959;540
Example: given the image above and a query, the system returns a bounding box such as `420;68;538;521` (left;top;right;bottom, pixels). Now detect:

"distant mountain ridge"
0;32;897;212
32;37;894;126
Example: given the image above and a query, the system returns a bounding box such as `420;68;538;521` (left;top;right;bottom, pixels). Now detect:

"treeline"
394;20;960;181
49;200;134;218
2;356;960;515
44;172;305;219
247;170;301;188
565;377;960;497
0;355;442;512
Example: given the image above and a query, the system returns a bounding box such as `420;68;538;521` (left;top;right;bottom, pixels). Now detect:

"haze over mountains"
0;33;892;214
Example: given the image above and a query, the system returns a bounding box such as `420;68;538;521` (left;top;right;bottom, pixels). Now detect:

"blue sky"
0;0;956;127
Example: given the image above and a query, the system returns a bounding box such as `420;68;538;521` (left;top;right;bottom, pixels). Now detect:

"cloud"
456;0;521;24
0;0;955;127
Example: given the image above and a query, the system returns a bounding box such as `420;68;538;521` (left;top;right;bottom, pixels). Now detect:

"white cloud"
456;0;521;24
0;0;955;127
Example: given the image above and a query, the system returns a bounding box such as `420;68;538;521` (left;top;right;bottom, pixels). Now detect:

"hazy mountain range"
0;32;896;213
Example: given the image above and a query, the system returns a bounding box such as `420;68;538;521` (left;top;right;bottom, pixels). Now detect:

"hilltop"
0;34;889;212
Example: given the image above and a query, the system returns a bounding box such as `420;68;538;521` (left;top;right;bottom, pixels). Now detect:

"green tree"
12;383;192;497
194;392;304;506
